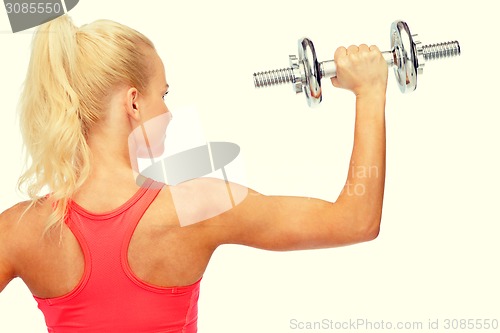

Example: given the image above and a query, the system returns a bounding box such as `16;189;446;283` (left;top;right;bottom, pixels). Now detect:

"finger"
330;76;340;88
358;44;370;52
347;45;359;54
368;45;384;62
334;46;347;61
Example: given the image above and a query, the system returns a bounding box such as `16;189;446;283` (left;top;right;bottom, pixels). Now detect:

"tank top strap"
120;178;165;228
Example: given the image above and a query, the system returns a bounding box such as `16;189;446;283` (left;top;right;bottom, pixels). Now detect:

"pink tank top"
34;178;202;333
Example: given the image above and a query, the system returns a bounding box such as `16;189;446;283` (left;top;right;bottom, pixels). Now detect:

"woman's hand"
330;44;388;98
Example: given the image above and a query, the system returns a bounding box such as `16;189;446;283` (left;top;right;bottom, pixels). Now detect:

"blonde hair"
18;15;155;233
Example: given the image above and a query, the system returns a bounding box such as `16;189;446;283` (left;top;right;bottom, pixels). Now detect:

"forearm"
336;92;386;234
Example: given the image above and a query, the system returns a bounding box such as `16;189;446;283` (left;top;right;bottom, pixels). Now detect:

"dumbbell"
253;20;461;107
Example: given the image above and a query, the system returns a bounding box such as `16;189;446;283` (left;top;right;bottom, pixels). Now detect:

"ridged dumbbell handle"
422;41;461;61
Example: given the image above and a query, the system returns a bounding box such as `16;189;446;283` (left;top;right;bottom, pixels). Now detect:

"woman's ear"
126;87;141;121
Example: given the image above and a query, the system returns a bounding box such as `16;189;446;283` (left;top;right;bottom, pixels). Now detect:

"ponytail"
17;15;155;233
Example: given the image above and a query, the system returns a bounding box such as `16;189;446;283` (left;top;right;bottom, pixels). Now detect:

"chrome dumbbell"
253;20;461;107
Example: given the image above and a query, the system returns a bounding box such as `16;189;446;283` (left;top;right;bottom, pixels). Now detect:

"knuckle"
334;46;347;60
335;46;346;53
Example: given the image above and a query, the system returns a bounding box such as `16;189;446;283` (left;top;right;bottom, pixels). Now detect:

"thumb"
330;76;340;88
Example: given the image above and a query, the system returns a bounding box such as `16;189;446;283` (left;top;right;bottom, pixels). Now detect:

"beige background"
1;0;499;332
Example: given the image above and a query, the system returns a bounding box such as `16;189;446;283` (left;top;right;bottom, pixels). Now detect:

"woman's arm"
179;44;388;251
0;209;16;293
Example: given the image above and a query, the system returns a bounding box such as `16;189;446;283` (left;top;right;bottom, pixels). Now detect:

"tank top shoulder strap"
121;178;165;227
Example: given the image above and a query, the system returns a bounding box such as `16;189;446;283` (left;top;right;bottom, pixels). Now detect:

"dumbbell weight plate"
391;21;419;93
298;38;323;107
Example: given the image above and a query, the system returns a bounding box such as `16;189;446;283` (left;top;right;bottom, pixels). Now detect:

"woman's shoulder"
0;199;56;292
0;200;31;228
0;202;26;250
0;199;51;237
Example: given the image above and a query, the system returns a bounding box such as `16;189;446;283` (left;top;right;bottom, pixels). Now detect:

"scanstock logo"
3;0;79;33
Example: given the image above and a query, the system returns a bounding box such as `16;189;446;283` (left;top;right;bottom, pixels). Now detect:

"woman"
0;14;387;332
